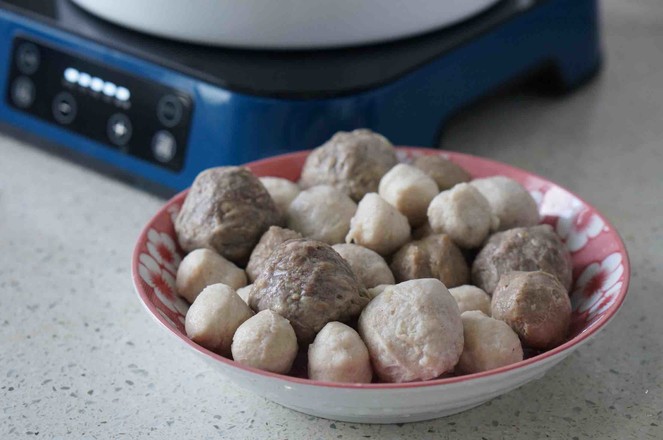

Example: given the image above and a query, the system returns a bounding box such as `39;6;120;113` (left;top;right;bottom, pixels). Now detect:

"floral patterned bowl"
132;148;630;424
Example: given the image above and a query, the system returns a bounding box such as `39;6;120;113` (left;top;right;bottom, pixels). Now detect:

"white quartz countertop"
1;1;662;438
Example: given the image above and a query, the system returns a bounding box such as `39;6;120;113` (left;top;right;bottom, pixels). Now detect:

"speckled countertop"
1;1;662;439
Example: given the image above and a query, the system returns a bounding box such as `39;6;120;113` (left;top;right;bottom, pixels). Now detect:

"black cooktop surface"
0;0;539;98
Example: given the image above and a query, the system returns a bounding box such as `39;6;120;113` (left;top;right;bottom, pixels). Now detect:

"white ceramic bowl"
132;148;630;424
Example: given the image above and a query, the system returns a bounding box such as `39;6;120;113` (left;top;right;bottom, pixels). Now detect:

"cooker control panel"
5;36;192;172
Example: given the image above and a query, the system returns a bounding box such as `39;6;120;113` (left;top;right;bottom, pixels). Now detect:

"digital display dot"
116;87;130;102
78;72;91;87
64;67;79;83
102;82;117;97
91;77;104;92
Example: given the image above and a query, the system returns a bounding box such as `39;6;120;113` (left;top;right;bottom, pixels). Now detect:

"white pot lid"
71;0;501;49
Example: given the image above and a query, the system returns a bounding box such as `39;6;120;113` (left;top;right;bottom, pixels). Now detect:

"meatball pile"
172;129;575;384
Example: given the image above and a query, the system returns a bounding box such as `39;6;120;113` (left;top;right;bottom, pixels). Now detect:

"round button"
157;95;183;128
10;76;36;109
52;92;77;125
15;42;40;75
107;113;133;147
151;130;177;163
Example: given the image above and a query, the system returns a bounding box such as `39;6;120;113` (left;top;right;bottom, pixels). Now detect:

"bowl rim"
132;147;630;390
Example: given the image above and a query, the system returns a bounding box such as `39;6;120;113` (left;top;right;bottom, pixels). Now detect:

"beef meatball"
249;239;369;343
231;310;298;374
175;248;247;303
491;271;572;349
185;284;254;357
299;129;398;201
472;224;573;294
287;185;357;245
345;193;411;256
470;176;539;231
332;243;395;288
449;285;492;315
390;234;469;288
456;310;523;374
358;279;464;382
427;183;499;249
412;155;471;190
174;167;280;265
259;177;301;216
378;164;439;227
308;322;372;383
245;226;302;282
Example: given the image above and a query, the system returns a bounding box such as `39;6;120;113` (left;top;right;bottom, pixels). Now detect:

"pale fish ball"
367;284;392;300
427;183;499;249
378;164;439;227
346;193;411;256
413;155;471;190
456;310;523;374
332;243;395;288
470;176;539;231
449;285;492;315
185;284;254;357
231;310;298;374
259;177;301;215
176;248;247;303
358;279;464;383
308;322;372;383
287;185;357;244
236;284;252;305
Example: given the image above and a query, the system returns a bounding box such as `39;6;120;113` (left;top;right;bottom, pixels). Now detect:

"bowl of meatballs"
133;129;630;424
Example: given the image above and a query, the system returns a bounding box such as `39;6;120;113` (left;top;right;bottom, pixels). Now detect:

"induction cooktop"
0;0;602;193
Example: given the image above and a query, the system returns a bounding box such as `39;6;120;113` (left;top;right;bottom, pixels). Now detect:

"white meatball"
259;177;301;214
412;155;471;190
427;183;498;249
367;284;392;300
449;285;492;315
332;243;395;288
308;322;372;383
185;284;254;357
358;279;464;383
456;310;523;374
346;193;411;256
176;248;247;303
231;310;298;374
378;164;439;227
287;185;357;244
470;176;539;231
236;284;252;305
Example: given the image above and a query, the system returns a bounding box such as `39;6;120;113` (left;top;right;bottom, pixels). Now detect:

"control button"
107;113;132;146
151;130;177;163
157;95;183;128
15;42;40;75
52;92;77;125
10;76;36;109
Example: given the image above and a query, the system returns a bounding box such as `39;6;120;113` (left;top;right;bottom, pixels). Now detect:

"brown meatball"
249;239;369;343
491;271;572;349
175;167;280;265
299;129;398;201
472;225;572;294
412;155;471;190
245;226;302;282
390;234;469;288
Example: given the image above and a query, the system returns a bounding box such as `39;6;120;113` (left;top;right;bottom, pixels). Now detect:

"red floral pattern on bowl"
132;148;630;423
